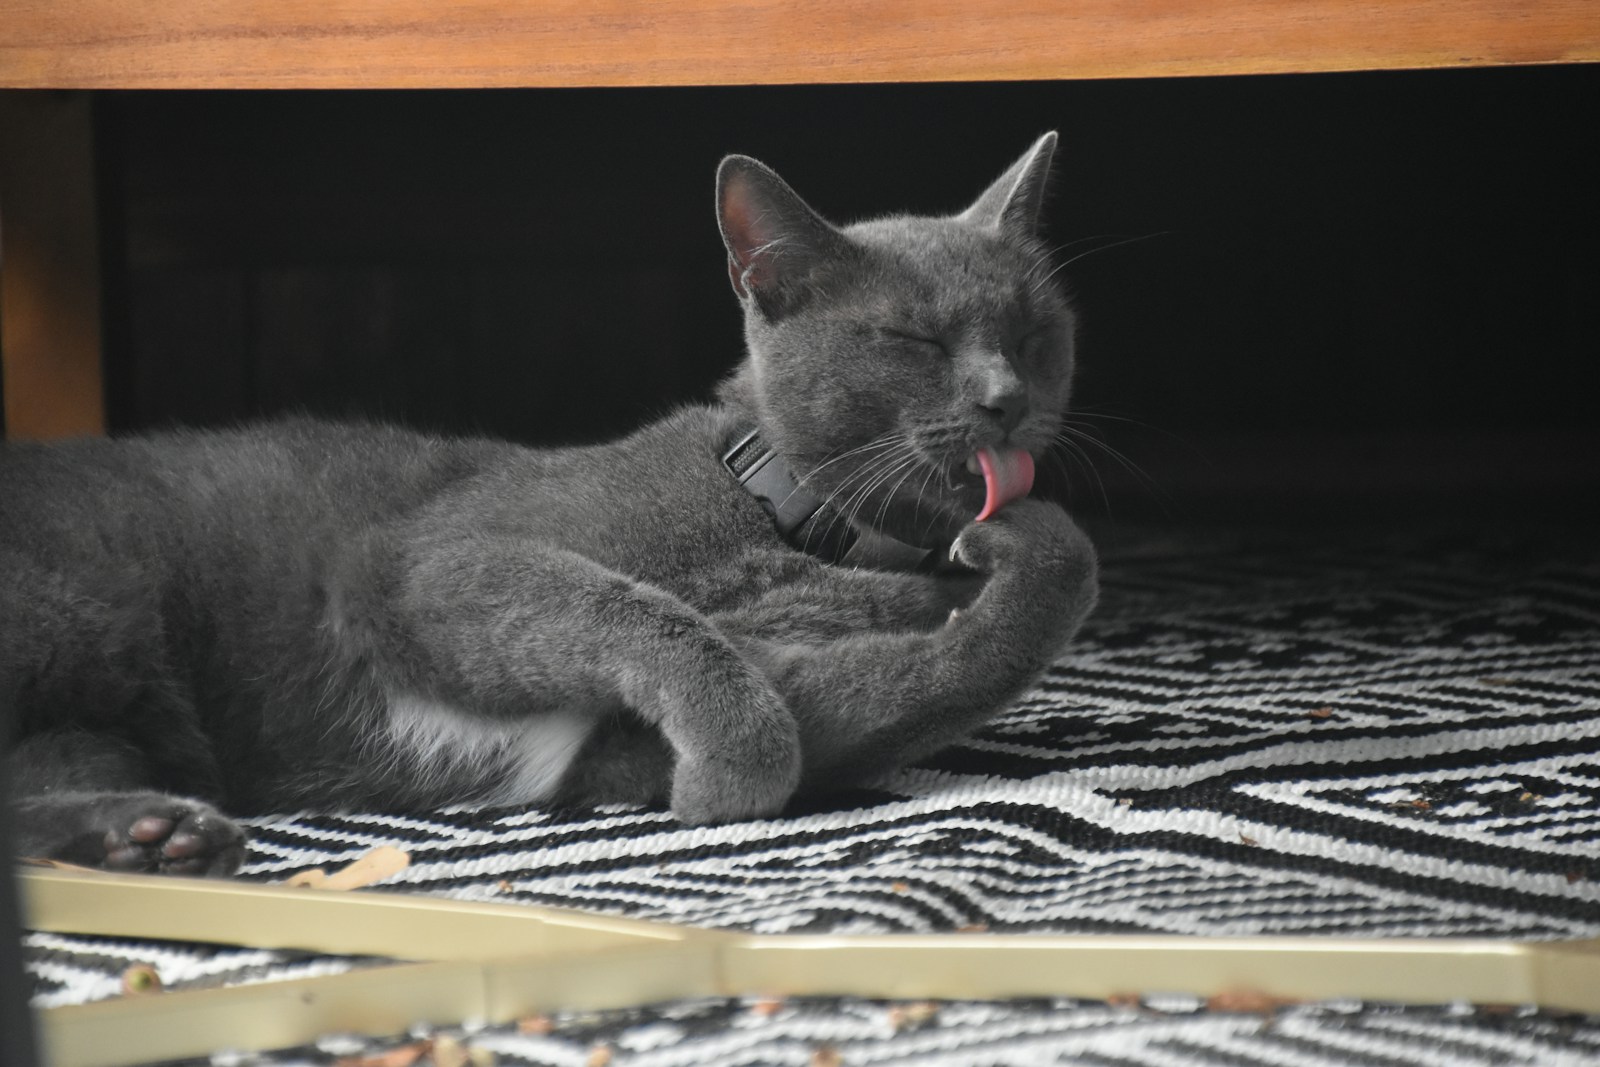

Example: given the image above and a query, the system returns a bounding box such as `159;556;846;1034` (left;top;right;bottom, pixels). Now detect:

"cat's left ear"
958;131;1058;236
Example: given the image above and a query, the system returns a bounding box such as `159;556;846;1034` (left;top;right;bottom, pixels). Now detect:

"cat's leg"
734;499;1097;785
371;536;801;824
2;556;245;876
688;548;980;627
709;559;985;642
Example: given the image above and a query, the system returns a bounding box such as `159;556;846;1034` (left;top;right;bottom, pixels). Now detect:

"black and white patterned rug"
23;523;1600;1062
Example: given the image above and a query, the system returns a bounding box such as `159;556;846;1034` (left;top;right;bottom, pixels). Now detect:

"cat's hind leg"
8;731;245;876
2;555;245;876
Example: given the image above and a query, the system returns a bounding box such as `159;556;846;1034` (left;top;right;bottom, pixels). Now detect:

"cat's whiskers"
1046;431;1114;516
791;433;911;488
849;458;920;543
807;439;927;552
799;441;914;554
910;460;942;539
1052;421;1171;512
752;434;904;554
831;447;921;547
867;451;932;538
1057;422;1158;485
1027;231;1171;298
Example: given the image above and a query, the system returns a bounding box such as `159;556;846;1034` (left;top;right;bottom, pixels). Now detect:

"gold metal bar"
21;867;1600;1067
484;940;726;1020
19;867;695;962
39;961;486;1067
725;934;1600;1015
33;935;1600;1067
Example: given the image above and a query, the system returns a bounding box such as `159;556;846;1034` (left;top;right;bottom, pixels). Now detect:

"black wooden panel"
251;267;471;430
125;266;250;429
465;265;705;445
93;69;1600;517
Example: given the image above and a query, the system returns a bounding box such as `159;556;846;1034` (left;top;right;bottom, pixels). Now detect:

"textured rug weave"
22;525;1600;1061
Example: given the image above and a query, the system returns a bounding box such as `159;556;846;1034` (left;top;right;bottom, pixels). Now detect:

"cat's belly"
384;694;595;806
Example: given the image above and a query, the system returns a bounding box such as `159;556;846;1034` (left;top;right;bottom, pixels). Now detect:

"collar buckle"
721;428;824;540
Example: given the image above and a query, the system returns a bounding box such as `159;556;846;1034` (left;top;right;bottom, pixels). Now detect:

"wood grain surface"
1;0;1596;89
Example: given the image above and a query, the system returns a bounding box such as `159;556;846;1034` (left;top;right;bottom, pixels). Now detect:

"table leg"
0;90;106;440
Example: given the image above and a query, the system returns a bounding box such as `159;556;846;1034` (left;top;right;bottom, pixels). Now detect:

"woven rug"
22;523;1600;1062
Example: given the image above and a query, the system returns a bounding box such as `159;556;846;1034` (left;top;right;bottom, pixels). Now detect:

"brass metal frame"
20;867;1600;1067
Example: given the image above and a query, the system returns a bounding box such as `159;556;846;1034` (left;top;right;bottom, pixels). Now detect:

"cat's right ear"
958;131;1059;237
717;156;841;314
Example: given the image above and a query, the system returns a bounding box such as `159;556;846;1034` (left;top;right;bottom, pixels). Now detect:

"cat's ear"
958;131;1058;236
717;155;842;311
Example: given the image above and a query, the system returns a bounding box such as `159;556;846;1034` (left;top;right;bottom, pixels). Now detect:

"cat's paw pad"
100;798;245;877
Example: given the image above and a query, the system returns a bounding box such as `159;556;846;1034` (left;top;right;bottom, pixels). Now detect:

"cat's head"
715;133;1076;548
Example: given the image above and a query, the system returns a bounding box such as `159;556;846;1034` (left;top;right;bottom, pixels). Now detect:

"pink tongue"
974;447;1035;521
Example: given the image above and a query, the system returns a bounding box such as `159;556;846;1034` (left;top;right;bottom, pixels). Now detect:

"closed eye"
1016;329;1051;364
882;328;946;356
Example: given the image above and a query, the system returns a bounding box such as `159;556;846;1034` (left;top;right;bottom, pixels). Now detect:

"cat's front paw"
669;714;802;825
949;498;1092;578
670;755;796;825
97;794;246;877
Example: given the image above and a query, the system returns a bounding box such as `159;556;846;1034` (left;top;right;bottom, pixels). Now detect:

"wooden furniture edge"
2;0;1597;89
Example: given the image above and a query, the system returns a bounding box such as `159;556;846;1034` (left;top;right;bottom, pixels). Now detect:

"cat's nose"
971;354;1028;434
977;390;1028;435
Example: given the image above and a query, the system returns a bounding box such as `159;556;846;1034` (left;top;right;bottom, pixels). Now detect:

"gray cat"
1;133;1098;877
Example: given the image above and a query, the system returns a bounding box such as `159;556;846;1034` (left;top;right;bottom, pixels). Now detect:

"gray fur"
2;133;1098;875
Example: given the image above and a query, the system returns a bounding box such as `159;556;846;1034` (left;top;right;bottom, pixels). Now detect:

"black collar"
722;427;934;570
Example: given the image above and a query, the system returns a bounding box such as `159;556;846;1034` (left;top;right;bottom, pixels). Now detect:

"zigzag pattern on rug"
25;528;1600;1016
